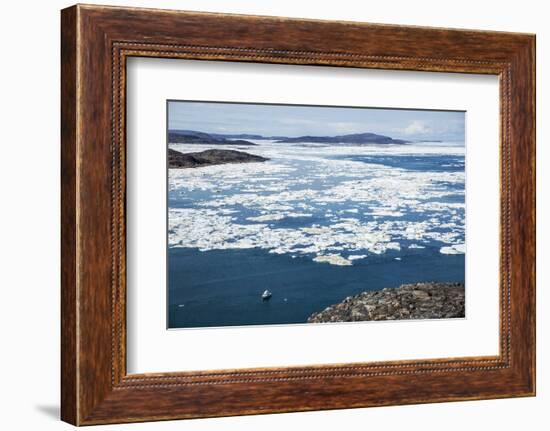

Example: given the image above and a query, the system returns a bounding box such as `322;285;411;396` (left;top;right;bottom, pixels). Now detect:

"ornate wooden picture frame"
61;4;535;425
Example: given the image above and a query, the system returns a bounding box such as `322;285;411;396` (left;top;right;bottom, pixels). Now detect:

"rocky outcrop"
307;282;465;323
168;130;256;146
168;148;268;168
276;132;409;145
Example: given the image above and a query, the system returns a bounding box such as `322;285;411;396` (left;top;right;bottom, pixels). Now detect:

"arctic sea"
167;140;465;329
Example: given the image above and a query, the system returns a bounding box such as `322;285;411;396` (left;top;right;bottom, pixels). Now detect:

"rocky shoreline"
168;148;268;168
307;282;465;323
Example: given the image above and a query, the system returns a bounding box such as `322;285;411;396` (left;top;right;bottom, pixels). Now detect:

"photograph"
167;101;466;329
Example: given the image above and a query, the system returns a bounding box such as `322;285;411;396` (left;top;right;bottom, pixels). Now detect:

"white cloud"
403;120;431;135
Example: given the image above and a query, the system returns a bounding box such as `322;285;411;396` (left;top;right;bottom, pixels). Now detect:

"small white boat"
261;289;272;301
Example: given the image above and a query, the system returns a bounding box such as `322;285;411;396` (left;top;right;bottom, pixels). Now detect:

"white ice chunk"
313;254;353;266
440;244;466;254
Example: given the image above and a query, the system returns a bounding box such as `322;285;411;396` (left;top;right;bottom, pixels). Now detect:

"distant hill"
207;133;264;140
209;133;289;140
168;130;410;145
275;132;409;145
168;130;256;146
168;148;268;169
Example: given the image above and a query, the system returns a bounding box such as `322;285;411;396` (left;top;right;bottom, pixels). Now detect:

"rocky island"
276;132;409;145
307;282;465;323
168;130;257;146
168;148;269;169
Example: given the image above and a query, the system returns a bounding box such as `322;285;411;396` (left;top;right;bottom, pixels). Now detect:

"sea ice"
313;254;353;266
348;254;367;261
168;141;465;264
440;244;466;254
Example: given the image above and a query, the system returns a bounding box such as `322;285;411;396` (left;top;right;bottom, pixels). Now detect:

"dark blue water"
168;247;464;328
338;154;465;172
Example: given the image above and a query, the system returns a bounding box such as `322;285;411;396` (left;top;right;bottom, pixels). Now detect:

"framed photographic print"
61;4;536;425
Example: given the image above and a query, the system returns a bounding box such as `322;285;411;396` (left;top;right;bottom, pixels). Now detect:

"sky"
168;101;465;142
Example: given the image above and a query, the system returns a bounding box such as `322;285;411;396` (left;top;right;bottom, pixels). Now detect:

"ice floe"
348;254;367;261
313;254;353;266
440;244;466;254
